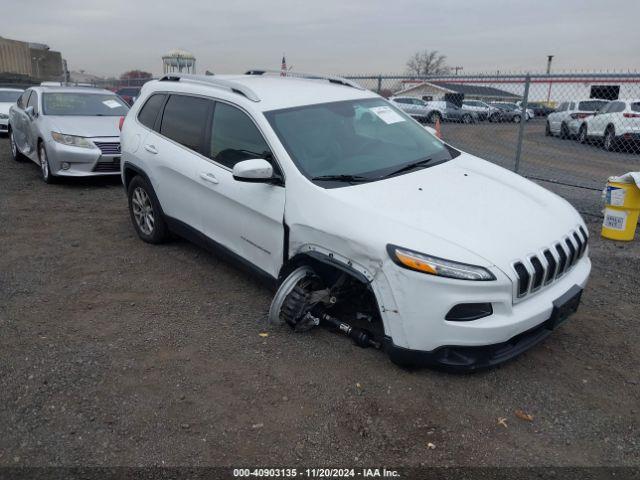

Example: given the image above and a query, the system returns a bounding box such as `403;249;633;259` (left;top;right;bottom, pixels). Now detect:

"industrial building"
0;36;64;83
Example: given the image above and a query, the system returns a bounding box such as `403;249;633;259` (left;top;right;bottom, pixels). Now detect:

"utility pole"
453;66;463;75
546;54;554;103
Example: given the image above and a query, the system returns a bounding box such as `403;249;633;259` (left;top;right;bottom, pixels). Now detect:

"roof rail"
159;74;261;102
245;69;364;90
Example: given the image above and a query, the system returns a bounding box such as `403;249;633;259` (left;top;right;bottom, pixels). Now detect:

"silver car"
8;86;129;183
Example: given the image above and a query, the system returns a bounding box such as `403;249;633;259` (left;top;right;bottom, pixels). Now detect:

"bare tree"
406;50;449;76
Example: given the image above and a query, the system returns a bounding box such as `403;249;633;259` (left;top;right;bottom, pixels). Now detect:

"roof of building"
397;81;520;99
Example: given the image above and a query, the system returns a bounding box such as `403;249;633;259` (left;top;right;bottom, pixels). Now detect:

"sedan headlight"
387;244;496;281
51;132;94;149
0;113;8;120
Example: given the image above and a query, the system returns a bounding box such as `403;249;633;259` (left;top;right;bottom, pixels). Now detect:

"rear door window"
17;90;31;109
27;91;38;113
160;94;211;154
138;94;166;130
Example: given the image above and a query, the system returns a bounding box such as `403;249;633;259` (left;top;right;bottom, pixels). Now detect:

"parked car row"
0;72;591;370
390;96;540;124
546;98;640;152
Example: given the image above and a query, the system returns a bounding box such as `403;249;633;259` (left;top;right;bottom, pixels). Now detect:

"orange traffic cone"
435;117;442;139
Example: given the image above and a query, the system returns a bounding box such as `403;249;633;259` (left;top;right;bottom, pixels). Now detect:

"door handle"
144;144;158;154
199;172;219;184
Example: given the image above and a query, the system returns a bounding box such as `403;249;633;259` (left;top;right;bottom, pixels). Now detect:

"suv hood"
46;115;121;138
323;154;583;274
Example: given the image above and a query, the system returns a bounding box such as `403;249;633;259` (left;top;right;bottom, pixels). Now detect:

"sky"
2;0;639;77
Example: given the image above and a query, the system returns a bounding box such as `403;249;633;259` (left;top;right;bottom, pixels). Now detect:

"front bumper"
384;285;582;371
376;254;591;364
46;137;121;177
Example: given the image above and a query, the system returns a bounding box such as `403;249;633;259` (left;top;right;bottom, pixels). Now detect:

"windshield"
42;93;129;116
0;91;22;102
265;98;458;183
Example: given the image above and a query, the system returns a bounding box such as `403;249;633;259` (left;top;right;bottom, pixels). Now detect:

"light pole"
546;55;554;103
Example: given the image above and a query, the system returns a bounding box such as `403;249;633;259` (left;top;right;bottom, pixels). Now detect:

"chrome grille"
513;228;588;300
94;141;121;155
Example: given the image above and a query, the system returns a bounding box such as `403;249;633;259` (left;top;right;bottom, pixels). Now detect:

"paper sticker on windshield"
102;99;121;109
369;106;405;125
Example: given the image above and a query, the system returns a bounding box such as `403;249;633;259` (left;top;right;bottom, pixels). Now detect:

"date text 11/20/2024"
232;468;401;477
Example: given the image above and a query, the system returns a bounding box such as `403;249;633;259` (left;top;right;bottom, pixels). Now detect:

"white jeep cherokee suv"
120;72;591;371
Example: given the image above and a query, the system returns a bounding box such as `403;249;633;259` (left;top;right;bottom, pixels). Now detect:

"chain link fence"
4;70;639;215
345;73;640;206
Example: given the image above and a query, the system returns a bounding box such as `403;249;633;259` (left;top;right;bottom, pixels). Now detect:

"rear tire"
9;128;26;162
127;175;170;244
560;123;570;140
545;121;551;136
513;114;521;123
578;125;588;144
462;114;472;124
603;127;616;152
428;112;442;124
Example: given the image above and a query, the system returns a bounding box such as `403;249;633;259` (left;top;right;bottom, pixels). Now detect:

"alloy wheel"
10;131;18;158
39;144;49;181
604;130;613;151
131;187;155;235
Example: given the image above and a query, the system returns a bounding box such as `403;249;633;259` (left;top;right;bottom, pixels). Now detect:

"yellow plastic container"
601;180;640;241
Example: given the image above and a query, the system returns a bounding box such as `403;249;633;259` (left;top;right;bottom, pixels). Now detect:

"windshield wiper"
379;158;434;178
311;174;370;183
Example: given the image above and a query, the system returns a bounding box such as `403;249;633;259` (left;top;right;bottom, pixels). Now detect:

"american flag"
281;55;287;76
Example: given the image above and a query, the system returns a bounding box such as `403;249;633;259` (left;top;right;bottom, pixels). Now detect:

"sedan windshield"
42;93;129;116
265;98;458;182
0;91;22;102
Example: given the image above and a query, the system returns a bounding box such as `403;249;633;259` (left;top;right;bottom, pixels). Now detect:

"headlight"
387;244;496;281
51;132;94;149
0;113;8;119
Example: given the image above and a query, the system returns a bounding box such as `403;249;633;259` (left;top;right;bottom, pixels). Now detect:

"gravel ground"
0;134;639;468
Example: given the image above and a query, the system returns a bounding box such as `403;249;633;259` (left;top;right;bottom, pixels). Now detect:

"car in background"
488;103;528;123
461;100;497;121
8;86;130;183
116;87;141;106
497;102;534;120
388;96;438;123
0;88;24;135
517;101;555;117
424;100;478;124
578;99;640;151
545;99;609;139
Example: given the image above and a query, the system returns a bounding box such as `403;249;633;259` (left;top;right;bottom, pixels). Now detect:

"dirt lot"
0;133;639;468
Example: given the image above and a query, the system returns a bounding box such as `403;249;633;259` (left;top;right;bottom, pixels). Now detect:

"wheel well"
280;253;368;287
605;124;615;134
278;252;383;325
123;165;141;189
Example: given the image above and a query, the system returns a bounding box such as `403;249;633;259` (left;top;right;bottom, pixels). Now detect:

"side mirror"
25;106;35;118
232;158;275;183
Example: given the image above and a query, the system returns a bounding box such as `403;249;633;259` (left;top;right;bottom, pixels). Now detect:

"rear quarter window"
137;94;166;130
631;102;640;112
